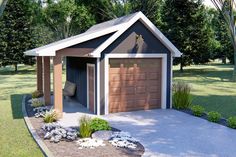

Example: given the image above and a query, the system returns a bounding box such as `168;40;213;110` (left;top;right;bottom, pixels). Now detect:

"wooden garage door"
109;58;162;113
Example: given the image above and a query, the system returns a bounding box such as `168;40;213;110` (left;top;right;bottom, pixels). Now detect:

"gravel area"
25;96;144;157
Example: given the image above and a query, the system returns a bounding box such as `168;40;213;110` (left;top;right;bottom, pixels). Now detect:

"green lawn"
174;64;236;118
0;63;236;156
0;65;44;157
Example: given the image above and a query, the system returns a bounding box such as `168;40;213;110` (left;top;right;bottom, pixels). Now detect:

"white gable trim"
90;12;182;57
25;12;182;57
24;24;122;56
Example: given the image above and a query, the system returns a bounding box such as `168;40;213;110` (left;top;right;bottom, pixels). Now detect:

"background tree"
161;0;216;71
78;0;131;23
0;0;43;71
210;0;236;80
41;0;95;40
210;8;233;64
128;0;163;27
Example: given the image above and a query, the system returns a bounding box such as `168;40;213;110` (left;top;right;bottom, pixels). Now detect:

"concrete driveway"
102;109;236;157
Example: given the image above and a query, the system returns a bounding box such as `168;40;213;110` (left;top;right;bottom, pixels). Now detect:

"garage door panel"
148;73;160;80
109;58;162;113
109;74;121;81
110;100;134;107
109;68;120;74
146;86;159;92
136;87;146;93
121;87;135;94
110;82;135;88
110;94;151;101
149;99;161;107
135;73;146;80
109;74;134;81
135;80;158;86
109;87;121;95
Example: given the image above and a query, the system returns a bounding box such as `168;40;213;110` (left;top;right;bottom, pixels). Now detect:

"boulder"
92;131;113;140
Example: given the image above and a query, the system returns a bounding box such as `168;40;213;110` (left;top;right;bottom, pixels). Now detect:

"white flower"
76;138;106;149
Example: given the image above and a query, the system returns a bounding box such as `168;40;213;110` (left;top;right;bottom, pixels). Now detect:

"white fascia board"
24;24;122;56
90;12;142;56
90;12;182;57
138;13;182;57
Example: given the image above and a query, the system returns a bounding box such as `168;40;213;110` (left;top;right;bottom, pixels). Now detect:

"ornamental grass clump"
207;111;221;123
227;116;236;129
191;105;205;117
32;90;43;98
79;115;92;138
31;98;44;108
173;82;192;109
90;118;111;132
43;109;58;123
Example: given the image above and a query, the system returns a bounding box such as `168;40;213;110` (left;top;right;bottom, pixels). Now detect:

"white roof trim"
90;12;182;57
24;24;122;56
25;11;182;57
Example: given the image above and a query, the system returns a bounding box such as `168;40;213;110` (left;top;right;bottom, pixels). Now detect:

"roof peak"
86;11;142;33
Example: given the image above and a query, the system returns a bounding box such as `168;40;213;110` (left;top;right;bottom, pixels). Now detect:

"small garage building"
25;11;181;116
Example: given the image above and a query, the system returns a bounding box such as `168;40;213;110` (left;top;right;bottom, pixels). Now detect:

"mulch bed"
25;95;145;157
176;108;228;127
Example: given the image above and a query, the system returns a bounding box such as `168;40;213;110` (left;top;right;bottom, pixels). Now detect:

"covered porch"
44;95;95;127
36;53;99;118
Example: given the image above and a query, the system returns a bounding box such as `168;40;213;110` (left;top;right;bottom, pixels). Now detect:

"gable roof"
24;11;182;57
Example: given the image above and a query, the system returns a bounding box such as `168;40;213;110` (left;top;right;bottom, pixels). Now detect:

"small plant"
90;118;111;132
191;105;205;117
207;111;221;123
31;98;44;108
79;115;92;138
32;90;43;98
43;109;58;123
227;116;236;129
172;82;192;109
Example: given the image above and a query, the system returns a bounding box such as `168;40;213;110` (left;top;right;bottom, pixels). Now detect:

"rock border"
22;95;54;157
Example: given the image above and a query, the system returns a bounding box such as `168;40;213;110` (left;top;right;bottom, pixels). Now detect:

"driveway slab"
102;109;236;157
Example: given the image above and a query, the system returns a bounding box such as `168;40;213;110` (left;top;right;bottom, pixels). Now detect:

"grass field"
174;64;236;118
0;65;43;157
0;63;236;156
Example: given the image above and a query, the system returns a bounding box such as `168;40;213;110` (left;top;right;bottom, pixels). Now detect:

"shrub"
43;109;58;123
191;105;205;117
227;116;236;129
172;82;192;109
90;118;111;132
32;90;43;98
31;98;44;108
207;111;221;123
79;115;92;138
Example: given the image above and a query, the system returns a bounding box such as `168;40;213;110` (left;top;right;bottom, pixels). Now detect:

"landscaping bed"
176;108;228;127
24;95;144;157
172;81;236;129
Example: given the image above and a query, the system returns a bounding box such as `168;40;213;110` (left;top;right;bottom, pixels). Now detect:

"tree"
161;0;215;71
41;0;95;40
210;8;233;63
111;0;131;17
210;0;236;80
78;0;131;23
0;0;40;71
0;0;7;16
128;0;163;27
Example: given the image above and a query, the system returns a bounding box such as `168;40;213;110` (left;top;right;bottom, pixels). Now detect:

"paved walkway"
102;109;236;157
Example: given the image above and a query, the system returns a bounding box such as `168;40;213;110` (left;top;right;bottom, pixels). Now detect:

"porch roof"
24;12;182;57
